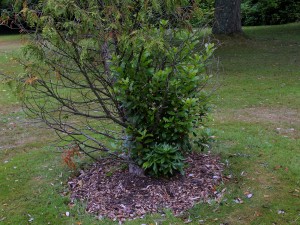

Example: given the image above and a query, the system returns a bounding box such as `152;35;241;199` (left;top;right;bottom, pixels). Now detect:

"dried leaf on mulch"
69;152;224;221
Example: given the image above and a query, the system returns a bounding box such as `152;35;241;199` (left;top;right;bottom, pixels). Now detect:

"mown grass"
0;22;300;225
195;22;300;224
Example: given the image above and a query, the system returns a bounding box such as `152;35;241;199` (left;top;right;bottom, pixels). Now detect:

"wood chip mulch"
68;152;224;222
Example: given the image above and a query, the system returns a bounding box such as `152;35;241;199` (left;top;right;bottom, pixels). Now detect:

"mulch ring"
68;152;224;222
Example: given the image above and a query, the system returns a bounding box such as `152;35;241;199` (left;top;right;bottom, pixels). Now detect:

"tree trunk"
212;0;242;35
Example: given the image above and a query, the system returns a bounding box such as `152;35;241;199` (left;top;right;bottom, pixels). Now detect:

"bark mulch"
68;152;224;222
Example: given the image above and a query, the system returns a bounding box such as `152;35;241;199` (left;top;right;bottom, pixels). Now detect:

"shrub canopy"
3;0;215;176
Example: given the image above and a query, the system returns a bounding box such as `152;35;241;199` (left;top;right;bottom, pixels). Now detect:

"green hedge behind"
241;0;300;26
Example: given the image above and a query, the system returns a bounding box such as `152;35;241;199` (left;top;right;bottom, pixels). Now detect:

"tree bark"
212;0;242;35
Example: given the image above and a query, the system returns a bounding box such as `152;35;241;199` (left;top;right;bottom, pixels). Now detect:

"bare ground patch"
0;107;54;152
0;120;54;152
215;107;300;138
0;104;22;115
236;107;299;125
0;40;22;51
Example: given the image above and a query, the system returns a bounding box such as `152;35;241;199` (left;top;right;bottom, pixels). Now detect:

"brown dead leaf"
78;180;83;187
274;165;282;170
254;211;262;217
25;76;38;85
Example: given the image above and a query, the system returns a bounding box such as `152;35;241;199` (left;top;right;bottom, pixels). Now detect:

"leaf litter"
69;152;224;222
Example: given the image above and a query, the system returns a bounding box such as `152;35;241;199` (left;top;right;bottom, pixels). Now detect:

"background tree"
212;0;299;35
241;0;300;26
212;0;242;34
5;0;215;177
0;0;39;32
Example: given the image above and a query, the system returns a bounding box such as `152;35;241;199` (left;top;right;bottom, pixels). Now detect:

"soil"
68;152;224;222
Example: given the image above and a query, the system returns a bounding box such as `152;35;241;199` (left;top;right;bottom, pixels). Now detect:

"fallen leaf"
68;202;75;208
25;76;39;85
254;211;262;217
27;214;34;223
234;198;243;204
78;180;83;187
244;191;253;198
274;165;282;170
184;218;192;223
247;193;253;198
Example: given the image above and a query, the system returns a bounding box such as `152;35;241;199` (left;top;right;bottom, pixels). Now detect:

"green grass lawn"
0;23;299;224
